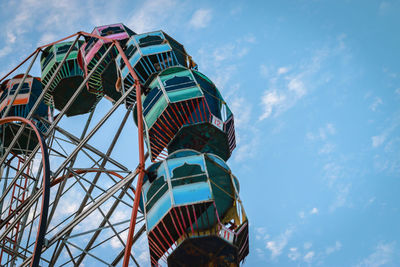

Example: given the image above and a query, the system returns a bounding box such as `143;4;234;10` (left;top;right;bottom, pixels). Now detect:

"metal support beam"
20;170;138;266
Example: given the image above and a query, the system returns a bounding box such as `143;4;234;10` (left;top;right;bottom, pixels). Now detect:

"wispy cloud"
259;48;331;121
371;112;400;174
304;251;315;263
329;183;351;212
260;64;270;77
278;67;290;75
288;77;306;98
299;211;305;219
372;134;386;148
195;36;258;163
371;116;400;149
326;241;342;255
127;0;180;33
370;97;383;111
307;123;336;141
255;227;270;240
189;8;212;29
304;242;312;250
256;247;266;259
323;161;342;186
228;85;261;162
355;242;396;267
310;207;318;214
259;90;287;120
266;227;294;259
319;143;336;154
288;247;301;261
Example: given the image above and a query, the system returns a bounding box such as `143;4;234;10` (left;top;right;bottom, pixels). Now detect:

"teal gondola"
139;149;248;266
41;41;100;117
134;66;236;162
115;30;194;108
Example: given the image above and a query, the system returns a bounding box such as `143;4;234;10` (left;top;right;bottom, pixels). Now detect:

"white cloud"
244;33;256;44
299;211;305;219
213;44;236;62
229;86;261;163
288;247;300;261
234;128;260;162
370;97;383;111
323;162;342;186
189;8;212;29
277;67;289;75
326;123;336;135
266;227;294;259
0;45;12;59
7;31;16;44
237;47;249;57
211;65;237;90
307;123;336;141
37;33;58;46
256;247;266;258
368;197;376;205
133;235;151;266
310;207;318;214
127;0;179;33
304;251;315;262
304;242;312;250
371;117;400;172
319;143;335;154
330;183;351;212
110;229;127;249
198;37;253;89
260;64;270;77
196;35;258;163
259;90;286;120
288;77;306;97
326;241;342;255
255;227;269;240
230;96;251;128
372;134;386;148
356;242;395;267
259;48;334;121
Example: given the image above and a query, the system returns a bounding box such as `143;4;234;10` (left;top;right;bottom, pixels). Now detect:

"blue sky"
1;0;400;266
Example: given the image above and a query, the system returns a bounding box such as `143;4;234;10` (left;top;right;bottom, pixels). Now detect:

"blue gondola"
139;149;248;266
116;30;194;108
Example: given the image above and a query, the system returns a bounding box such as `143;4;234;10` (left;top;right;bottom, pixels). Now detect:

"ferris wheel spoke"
20;169;138;266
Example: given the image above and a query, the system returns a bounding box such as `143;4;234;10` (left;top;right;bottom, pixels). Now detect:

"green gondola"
41;41;99;116
134;66;236;162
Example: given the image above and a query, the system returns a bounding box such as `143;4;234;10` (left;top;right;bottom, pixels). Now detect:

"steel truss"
0;32;147;266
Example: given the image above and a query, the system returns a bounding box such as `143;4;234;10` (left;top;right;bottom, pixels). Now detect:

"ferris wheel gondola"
0;24;249;267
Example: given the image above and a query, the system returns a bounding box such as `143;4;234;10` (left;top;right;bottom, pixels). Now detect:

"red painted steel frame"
114;41;146;267
0;117;50;267
0;30;146;266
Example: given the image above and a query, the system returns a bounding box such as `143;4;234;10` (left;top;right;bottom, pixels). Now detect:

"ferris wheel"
0;23;249;267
